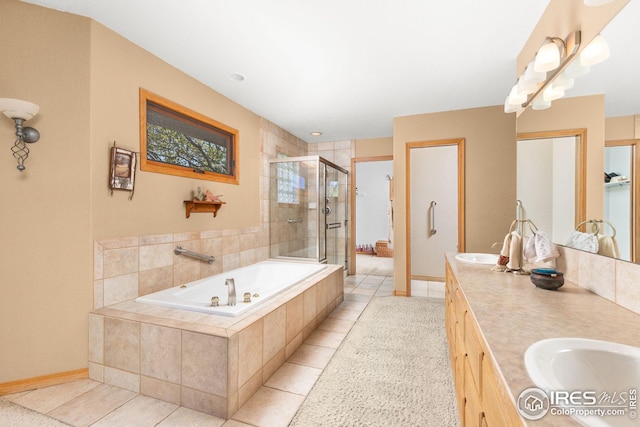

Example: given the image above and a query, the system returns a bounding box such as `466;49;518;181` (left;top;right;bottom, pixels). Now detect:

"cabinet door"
482;356;523;426
465;311;484;398
464;358;482;427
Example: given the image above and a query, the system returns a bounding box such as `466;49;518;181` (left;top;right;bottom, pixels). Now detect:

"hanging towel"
506;231;522;270
492;232;511;271
565;231;599;253
523;235;537;259
597;234;619;258
534;230;560;263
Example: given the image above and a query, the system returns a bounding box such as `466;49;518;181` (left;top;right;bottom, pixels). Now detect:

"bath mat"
0;399;72;427
289;296;459;427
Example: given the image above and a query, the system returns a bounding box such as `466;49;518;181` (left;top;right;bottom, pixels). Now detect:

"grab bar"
174;246;215;264
429;201;437;235
287;218;303;223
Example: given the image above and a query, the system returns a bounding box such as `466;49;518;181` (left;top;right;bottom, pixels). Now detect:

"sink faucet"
225;278;236;306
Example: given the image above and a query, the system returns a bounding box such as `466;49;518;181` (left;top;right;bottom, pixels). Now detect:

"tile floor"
2;271;445;427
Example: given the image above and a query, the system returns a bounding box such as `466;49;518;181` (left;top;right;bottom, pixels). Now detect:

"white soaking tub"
135;260;326;317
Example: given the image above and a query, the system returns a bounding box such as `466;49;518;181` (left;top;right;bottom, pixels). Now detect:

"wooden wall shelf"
184;200;225;218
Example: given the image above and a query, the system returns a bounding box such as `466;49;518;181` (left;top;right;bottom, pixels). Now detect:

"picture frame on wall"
109;144;137;198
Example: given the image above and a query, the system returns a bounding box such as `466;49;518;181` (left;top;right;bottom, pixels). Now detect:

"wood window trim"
139;88;239;184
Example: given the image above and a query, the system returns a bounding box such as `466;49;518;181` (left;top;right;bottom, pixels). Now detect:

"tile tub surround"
88;264;344;419
94;230;271;310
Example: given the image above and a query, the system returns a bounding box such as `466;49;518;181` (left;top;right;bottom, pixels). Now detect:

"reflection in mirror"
517;130;585;246
581;2;640;263
516;1;640;263
604;142;636;262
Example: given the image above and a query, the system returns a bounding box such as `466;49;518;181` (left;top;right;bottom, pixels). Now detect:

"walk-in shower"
269;156;348;268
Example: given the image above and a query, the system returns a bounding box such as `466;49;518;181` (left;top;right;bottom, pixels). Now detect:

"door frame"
349;155;394;276
405;139;465;296
517;128;587;231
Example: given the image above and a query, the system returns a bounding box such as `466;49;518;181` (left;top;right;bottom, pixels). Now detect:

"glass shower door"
269;157;318;260
324;162;348;268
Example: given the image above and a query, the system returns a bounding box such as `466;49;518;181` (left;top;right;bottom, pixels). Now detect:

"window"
139;88;239;184
277;154;302;204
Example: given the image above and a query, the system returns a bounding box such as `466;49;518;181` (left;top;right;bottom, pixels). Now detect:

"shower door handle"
429;201;437;236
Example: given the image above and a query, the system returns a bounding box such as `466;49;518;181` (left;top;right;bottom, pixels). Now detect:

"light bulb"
580;34;610;67
532;97;552;110
534;40;561;72
508;84;527;106
543;85;565;102
504;96;522;114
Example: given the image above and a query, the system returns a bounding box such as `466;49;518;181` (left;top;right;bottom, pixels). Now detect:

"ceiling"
21;0;638;142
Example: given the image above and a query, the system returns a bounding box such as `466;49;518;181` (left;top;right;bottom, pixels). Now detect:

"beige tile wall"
558;245;640;315
89;265;344;419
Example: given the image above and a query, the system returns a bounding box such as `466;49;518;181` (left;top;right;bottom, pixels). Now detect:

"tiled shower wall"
94;120;354;309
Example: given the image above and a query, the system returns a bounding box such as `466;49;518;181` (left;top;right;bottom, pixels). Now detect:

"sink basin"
454;253;498;265
525;338;640;426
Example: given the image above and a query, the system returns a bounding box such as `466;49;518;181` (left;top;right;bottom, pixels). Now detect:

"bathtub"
135;260;327;317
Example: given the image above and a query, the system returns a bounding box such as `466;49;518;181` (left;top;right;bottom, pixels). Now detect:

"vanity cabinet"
445;262;523;427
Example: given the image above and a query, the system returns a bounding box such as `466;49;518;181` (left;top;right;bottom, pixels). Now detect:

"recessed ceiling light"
228;73;245;82
310;131;322;136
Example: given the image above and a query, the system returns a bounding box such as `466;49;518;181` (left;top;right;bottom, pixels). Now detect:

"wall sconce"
0;98;40;172
505;31;610;114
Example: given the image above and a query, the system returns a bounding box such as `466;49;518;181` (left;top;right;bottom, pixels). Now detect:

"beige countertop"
446;253;640;427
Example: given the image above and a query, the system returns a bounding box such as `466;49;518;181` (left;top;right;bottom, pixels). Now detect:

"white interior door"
410;144;459;279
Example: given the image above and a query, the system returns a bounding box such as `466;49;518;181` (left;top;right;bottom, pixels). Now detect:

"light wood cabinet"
445;262;523;427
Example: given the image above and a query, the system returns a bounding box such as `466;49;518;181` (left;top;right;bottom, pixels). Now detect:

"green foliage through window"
140;89;239;184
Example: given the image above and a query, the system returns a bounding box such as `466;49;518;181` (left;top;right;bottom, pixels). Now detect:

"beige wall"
393;106;516;294
90;22;261;238
354;137;393;158
517;95;605;221
0;0;264;383
606;115;637;140
0;0;93;382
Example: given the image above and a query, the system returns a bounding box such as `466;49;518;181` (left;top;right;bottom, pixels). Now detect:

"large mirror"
516;0;640;263
517;130;585;246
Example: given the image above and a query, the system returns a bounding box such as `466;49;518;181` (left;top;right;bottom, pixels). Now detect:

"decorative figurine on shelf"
205;190;222;202
194;187;222;202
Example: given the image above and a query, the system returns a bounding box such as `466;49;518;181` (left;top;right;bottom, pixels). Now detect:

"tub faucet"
226;278;236;306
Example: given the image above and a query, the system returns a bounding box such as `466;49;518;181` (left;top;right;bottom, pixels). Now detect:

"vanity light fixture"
0;98;40;172
505;31;612;114
504;31;580;113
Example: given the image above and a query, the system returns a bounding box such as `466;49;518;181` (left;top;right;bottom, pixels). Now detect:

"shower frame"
269;155;349;268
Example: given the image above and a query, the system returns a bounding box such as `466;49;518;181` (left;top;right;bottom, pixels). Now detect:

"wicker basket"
376;240;393;257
